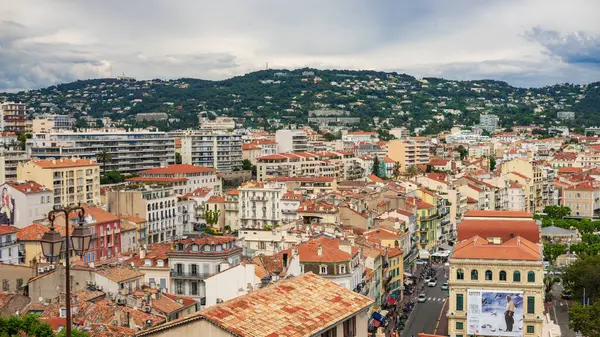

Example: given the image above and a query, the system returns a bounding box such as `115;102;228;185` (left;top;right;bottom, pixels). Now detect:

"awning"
372;311;385;322
404;272;413;278
438;243;453;251
419;249;430;259
372;319;381;327
387;296;397;305
380;310;389;317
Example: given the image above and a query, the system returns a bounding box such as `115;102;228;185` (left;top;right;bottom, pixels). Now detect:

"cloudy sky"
2;0;600;91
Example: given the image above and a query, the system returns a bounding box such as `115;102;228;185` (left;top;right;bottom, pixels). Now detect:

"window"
300;264;304;273
456;321;464;330
456;294;464;311
191;264;198;276
191;282;198;296
320;265;327;274
527;271;535;283
471;270;478;280
2;279;8;291
16;278;23;289
149;277;155;286
526;326;534;334
321;327;337;337
203;263;209;275
499;271;507;281
513;271;521;282
175;281;184;295
258;242;266;250
456;269;464;280
485;270;493;281
339;265;346;274
343;316;356;337
527;296;535;314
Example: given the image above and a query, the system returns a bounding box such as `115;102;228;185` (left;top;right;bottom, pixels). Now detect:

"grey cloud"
525;26;600;65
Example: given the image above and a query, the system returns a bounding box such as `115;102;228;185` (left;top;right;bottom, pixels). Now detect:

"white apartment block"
27;129;176;174
239;181;286;229
180;130;242;172
0;132;30;182
129;164;221;195
199;117;236;131
0;181;53;228
0;102;28;133
32;114;75;133
341;131;379;144
275;129;308;153
479;114;499;133
0;227;19;264
256;151;352;182
107;184;178;244
507;183;527;211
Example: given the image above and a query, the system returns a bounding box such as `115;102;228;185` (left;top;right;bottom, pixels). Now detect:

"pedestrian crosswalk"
426;297;445;302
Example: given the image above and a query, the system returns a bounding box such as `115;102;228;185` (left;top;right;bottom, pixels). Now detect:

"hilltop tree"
372;157;380;177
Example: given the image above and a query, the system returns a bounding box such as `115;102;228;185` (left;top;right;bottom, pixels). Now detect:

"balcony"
0;239;16;247
440;220;451;226
170;271;209;279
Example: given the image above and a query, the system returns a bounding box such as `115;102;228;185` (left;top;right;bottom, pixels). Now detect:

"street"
548;281;576;337
401;265;448;337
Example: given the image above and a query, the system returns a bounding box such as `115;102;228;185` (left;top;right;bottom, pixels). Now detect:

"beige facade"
448;258;544;337
17;158;100;207
562;184;600;218
387;137;430;172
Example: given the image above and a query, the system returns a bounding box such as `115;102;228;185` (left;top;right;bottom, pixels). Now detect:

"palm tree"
96;150;113;175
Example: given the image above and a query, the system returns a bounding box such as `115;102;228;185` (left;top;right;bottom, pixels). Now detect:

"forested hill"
2;68;599;133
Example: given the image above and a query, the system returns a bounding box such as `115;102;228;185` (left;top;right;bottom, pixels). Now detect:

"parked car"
441;282;448;290
424;276;432;283
562;289;573;300
427;279;438;287
418;293;427;303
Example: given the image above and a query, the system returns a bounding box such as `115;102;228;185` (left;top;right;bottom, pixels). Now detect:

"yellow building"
17;158;100;207
501;158;552;214
17;223;81;265
387;137;430;172
362;228;405;300
448;235;544;337
562;181;599;218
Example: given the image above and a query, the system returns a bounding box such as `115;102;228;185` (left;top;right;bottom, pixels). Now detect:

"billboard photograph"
467;289;524;336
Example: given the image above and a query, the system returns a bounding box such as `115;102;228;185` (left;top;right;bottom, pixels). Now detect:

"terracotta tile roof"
0;226;18;235
266;176;335;183
384;156;396;163
127;177;188;183
226;189;240;196
95;266;144;283
183;187;212;198
508;171;530;180
6;181;51;194
566;181;598;191
364;228;403;240
367;174;384;183
406;197;433;210
137;273;373;337
29;158;98;169
388;247;404;258
553;152;578;160
429;158;449;166
467;183;484;192
457;219;539;243
466;197;478;203
558;167;583;174
121;215;146;223
72;204;119;224
152;294;196;315
17;223;71;241
464;210;533;218
452;235;541;260
207;195;226;203
138;164;214;175
40;317;66;331
242;143;262;150
281;192;302;201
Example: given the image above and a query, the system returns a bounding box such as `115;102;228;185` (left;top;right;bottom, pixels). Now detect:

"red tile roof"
452;235;541;260
242;143;262;150
71;204;119;224
558;167;583;174
139;164;214;175
17;223;71;241
207;195;226;203
0;226;18;235
137;273;373;337
95;266;144;283
464;210;533;218
266;176;335;183
292;236;356;263
367;174;384;183
457;219;539;243
127;177;188;183
29;158;98;169
6;181;50;194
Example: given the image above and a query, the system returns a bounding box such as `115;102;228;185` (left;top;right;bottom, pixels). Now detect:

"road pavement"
548;281;576;337
401;265;448;337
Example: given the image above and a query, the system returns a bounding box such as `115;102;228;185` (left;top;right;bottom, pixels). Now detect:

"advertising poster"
467;289;524;336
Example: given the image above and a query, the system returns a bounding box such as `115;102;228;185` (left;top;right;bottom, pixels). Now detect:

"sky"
1;0;600;92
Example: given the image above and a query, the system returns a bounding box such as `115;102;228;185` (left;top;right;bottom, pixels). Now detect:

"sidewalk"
434;299;449;335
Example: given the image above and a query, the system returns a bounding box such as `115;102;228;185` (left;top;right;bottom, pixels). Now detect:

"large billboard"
467;289;524;336
0;186;15;225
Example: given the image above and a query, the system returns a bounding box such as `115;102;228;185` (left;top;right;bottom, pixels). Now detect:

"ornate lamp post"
40;204;92;337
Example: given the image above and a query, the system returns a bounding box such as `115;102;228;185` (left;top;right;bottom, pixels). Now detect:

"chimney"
317;244;323;256
139;248;146;259
282;252;289;268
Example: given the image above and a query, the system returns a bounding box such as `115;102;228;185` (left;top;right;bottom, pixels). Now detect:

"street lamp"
40;204;91;337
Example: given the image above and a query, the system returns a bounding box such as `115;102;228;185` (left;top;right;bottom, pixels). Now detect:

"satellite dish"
38;297;44;302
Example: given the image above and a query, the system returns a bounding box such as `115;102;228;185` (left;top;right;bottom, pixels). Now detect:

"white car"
427;279;438;287
417;293;427;303
441;282;448;290
424;276;432;283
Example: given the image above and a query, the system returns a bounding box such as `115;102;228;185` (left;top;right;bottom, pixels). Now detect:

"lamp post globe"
71;224;92;256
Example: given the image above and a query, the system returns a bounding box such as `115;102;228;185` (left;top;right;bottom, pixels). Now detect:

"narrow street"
401;264;448;337
548;281;576;337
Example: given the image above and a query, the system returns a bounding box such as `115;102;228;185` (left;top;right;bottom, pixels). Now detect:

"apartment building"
507;182;527;211
387;137;431;172
238;181;286;229
256;151;356;182
342;131;379;144
0;226;19;265
199;117;235;130
501;159;555;213
17;158;100;206
479;113;499;133
107;184;178;244
70;204;122;263
0;102;28;133
27;129;176;174
275;129;309;153
128;164;221;195
562;182;600;218
0;132;30;182
448;235;544;337
168;236;242;303
0;181;52;228
180;130;242;172
31;114;75;133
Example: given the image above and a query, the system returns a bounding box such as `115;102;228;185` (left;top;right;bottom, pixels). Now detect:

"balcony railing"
0;239;16;247
170;271;210;279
